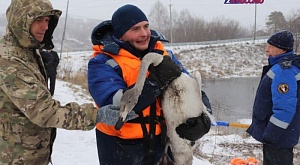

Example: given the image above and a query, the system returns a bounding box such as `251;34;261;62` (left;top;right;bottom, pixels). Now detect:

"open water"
203;77;260;123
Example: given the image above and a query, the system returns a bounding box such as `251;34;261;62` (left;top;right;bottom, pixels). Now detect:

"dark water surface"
202;77;260;123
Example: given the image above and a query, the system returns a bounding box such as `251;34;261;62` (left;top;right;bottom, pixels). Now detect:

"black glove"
130;78;161;114
150;55;182;91
176;113;211;141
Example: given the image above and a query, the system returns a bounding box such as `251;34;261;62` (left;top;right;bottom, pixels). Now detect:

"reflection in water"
202;77;260;123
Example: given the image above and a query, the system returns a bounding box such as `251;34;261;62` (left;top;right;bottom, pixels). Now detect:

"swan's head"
114;88;139;130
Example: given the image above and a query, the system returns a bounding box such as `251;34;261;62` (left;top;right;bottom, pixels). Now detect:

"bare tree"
187;17;206;42
206;17;228;40
173;9;206;42
173;11;246;42
287;9;300;53
224;19;247;39
147;1;250;43
148;0;169;35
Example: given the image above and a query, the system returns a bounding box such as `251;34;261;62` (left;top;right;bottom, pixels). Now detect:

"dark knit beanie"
112;4;148;38
267;30;294;52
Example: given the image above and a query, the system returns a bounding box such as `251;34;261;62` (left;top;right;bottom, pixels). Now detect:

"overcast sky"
1;0;299;30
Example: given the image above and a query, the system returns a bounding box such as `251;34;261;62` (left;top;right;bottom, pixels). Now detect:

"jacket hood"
91;20;114;45
91;20;121;54
6;0;62;50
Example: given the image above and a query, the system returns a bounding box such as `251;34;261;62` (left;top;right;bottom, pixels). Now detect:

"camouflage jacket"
0;0;97;164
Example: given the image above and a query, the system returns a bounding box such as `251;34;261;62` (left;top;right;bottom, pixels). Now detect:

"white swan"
115;52;212;165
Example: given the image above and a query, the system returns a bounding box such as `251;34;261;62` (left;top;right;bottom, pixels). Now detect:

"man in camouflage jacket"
0;0;138;164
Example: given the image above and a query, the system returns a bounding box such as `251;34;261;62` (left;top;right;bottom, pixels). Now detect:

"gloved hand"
176;113;211;141
150;55;182;91
96;104;137;126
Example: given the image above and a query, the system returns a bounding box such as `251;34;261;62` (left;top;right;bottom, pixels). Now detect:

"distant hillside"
52;16;101;52
0;14;101;52
169;42;267;78
57;41;267;80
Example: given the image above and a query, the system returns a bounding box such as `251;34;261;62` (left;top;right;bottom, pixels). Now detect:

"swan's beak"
114;117;124;130
114;107;128;130
114;111;129;130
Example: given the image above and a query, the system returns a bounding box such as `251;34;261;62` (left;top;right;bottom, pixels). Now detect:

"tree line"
148;1;250;43
148;1;300;51
266;10;300;52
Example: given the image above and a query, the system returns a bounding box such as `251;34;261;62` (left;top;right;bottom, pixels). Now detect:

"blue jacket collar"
268;50;294;65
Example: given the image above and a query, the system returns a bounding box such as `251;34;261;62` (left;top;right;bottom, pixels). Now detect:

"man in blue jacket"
88;5;211;164
247;30;300;165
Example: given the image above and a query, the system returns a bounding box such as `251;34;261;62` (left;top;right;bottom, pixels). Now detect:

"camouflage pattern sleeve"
0;0;96;164
0;61;98;130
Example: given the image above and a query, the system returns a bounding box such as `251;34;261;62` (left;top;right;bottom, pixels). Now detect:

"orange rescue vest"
93;41;168;139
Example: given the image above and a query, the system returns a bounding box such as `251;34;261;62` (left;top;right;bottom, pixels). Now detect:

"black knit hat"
112;4;148;39
267;30;294;52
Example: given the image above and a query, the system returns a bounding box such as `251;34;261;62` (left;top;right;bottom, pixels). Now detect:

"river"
202;77;260;123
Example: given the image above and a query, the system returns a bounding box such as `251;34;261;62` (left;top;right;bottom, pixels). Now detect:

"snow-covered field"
51;80;262;165
50;41;300;165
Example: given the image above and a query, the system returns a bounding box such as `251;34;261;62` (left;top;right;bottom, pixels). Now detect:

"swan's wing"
192;71;217;125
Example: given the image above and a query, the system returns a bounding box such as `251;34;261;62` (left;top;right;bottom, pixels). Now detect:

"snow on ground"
50;41;300;164
51;81;98;165
51;80;260;165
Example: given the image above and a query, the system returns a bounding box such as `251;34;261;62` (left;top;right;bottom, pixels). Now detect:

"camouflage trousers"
0;120;51;165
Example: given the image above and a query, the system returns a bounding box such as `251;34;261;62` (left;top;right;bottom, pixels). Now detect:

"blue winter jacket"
247;51;300;148
88;21;184;108
88;20;212;113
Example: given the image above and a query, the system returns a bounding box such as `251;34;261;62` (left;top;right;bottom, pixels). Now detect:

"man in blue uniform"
247;30;300;165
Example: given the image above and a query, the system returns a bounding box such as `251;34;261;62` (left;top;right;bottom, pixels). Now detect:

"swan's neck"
134;53;164;95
